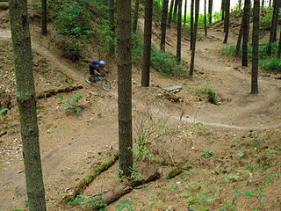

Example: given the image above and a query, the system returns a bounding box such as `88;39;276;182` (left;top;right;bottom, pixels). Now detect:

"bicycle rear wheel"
101;79;112;91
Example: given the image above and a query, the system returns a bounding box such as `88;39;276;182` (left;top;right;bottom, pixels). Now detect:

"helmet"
99;60;106;66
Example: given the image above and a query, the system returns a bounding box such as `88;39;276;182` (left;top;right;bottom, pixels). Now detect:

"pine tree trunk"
189;0;199;77
109;0;115;54
41;0;47;35
242;0;251;66
269;0;272;7
132;0;140;33
221;0;225;21
168;0;175;27
184;0;187;26
160;0;169;51
278;30;281;58
8;0;46;210
208;0;213;24
116;0;133;177
177;0;182;61
235;18;243;56
190;0;194;50
173;0;179;21
251;0;260;94
142;0;153;87
268;0;280;55
223;0;230;43
204;0;207;36
239;0;242;10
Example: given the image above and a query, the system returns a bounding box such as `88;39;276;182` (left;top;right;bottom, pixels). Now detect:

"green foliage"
260;8;273;29
67;195;85;207
202;149;215;158
117;200;134;211
62;39;83;62
63;92;83;116
260;58;281;72
132;34;187;76
224;174;241;183
0;108;9;117
195;86;218;104
220;203;237;211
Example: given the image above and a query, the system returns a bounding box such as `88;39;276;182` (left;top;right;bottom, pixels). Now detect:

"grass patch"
195;86;219;104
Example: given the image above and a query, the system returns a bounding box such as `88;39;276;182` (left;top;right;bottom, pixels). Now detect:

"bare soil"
1;9;281;211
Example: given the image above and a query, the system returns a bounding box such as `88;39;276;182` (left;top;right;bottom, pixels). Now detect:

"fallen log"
89;171;161;210
63;153;119;203
37;85;83;99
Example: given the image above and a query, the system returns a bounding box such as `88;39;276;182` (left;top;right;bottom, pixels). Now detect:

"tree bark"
235;18;243;56
190;0;194;50
142;0;153;87
132;0;140;33
278;30;281;58
204;0;207;36
184;0;187;26
41;0;47;35
221;0;225;21
173;0;179;21
251;0;260;94
8;0;46;210
109;0;115;55
223;0;230;43
268;0;280;55
160;0;169;51
189;0;199;77
242;0;251;66
177;0;182;61
208;0;213;24
168;0;175;27
116;0;133;177
239;0;242;10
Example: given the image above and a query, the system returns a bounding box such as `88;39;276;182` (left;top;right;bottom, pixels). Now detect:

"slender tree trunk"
268;0;280;55
262;0;265;8
236;18;244;55
142;0;153;87
242;0;251;66
278;30;281;58
251;0;260;94
269;0;272;7
221;0;225;21
41;0;47;35
177;0;182;61
109;0;115;54
173;0;179;21
116;0;133;177
190;0;194;50
160;0;169;51
223;0;230;43
239;0;242;10
184;0;188;26
204;0;207;36
8;0;46;210
132;0;140;33
189;0;199;77
208;0;213;24
168;0;175;27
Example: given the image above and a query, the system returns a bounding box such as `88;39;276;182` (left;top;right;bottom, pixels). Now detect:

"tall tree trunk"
168;0;175;27
8;0;46;210
268;0;280;55
269;0;272;7
116;0;133;177
109;0;115;54
160;0;169;51
223;0;230;43
184;0;188;26
251;0;260;94
189;0;199;77
142;0;153;87
173;0;179;21
235;17;244;56
204;0;207;36
221;0;225;21
190;0;194;50
278;30;281;58
132;0;140;33
242;0;251;66
262;0;265;8
239;0;242;10
177;0;182;61
208;0;213;24
41;0;47;35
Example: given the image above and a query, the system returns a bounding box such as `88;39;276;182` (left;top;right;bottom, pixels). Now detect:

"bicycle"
85;75;112;92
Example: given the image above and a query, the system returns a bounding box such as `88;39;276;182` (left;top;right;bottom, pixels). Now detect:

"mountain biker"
86;60;107;84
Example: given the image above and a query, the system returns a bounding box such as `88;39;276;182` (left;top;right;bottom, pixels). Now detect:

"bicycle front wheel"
101;79;112;92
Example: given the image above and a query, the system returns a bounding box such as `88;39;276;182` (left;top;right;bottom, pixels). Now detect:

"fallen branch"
37;85;83;100
0;131;7;138
63;153;119;203
166;164;192;179
89;171;161;210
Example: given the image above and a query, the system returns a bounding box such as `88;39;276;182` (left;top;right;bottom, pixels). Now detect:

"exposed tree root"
63;153;119;203
166;164;192;179
37;85;83;100
89;171;161;210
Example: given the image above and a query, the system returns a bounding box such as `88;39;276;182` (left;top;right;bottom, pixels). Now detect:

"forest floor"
1;8;281;211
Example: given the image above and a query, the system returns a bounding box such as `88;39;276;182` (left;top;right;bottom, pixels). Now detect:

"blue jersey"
90;61;101;70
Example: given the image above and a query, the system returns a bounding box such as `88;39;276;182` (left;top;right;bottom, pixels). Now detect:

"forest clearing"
0;0;281;210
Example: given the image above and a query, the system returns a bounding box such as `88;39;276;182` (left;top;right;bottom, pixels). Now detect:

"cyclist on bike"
86;60;107;84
